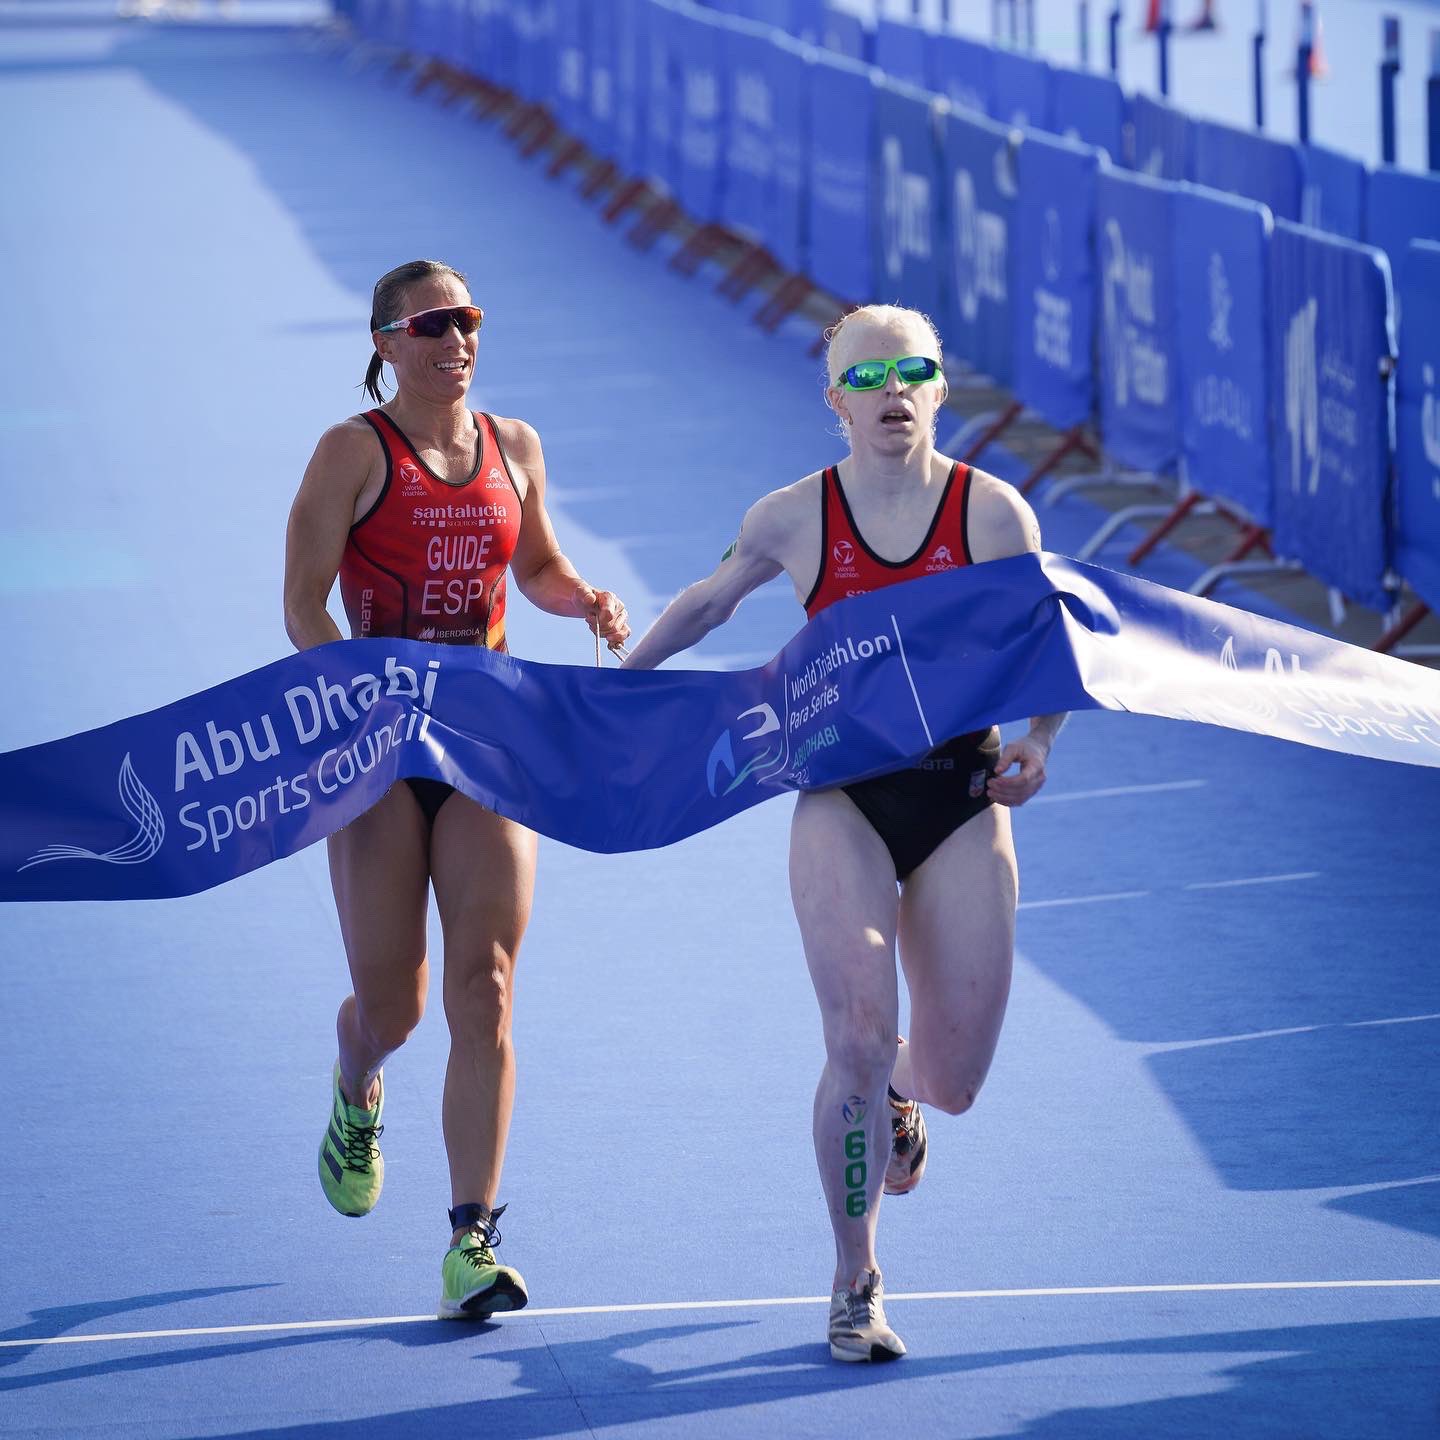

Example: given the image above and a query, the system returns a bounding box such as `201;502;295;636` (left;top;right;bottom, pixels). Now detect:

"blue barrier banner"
582;0;617;158
552;0;589;138
465;0;508;86
1301;142;1366;240
785;0;827;45
1048;62;1125;162
442;0;468;67
1013;130;1100;432
1365;167;1440;279
1173;185;1272;524
641;0;680;189
873;18;928;89
407;0;438;58
820;5;868;62
1269;221;1395;610
1394;241;1440;614
7;553;1440;903
767;33;809;274
872;77;942;317
941;106;1016;386
1130;93;1192;180
987;46;1050;131
720;20;776;242
614;0;647;175
1096;168;1180;474
673;6;727;222
806;49;876;302
1191;119;1303;222
926;32;989;116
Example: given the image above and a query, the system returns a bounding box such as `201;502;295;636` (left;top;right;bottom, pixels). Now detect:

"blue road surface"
1;6;1438;1437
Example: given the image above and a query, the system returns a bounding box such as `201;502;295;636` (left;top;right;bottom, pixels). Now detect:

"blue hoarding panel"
1365;167;1440;278
1012;133;1099;431
927;31;989;116
1269;222;1394;609
1130;93;1192;180
673;7;727;222
1095;169;1180;474
1013;132;1100;432
721;21;777;242
807;50;876;301
874;18;928;89
1191;119;1303;222
1173;185;1272;524
1048;63;1125;162
871;78;943;319
1300;143;1366;240
640;0;680;189
767;34;810;273
614;0;647;175
987;46;1050;131
553;0;589;138
583;0;618;159
820;6;868;62
1394;241;1440;613
941;107;1017;386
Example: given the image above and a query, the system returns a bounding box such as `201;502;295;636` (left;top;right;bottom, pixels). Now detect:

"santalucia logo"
20;753;164;872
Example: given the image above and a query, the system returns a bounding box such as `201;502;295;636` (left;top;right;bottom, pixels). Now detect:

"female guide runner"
624;304;1064;1361
283;259;630;1319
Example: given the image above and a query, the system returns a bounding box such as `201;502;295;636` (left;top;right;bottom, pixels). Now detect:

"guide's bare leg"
328;783;432;1106
789;789;902;1288
429;796;537;1227
891;805;1017;1114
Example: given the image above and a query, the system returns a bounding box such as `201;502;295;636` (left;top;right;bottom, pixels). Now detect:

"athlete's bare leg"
327;783;432;1107
789;788;903;1288
892;805;1017;1113
428;796;537;1238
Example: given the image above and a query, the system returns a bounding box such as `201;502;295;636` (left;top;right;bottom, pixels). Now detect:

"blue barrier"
442;0;467;68
720;18;781;243
926;32;990;117
749;28;811;273
1192;118;1303;222
673;6;728;222
1095;168;1180;475
1130;93;1192;180
942;107;1017;387
874;18;928;90
583;0;618;159
1048;63;1125;162
819;5;868;62
806;48;876;302
1269;222;1394;610
461;0;495;83
1300;143;1366;241
1394;241;1440;614
641;0;680;190
784;0;827;45
614;0;647;175
553;0;589;138
1365;167;1440;286
872;77;943;319
1173;185;1273;525
406;0;439;59
987;46;1050;131
1012;131;1100;432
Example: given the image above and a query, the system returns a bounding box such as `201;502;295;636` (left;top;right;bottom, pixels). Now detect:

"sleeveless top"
803;461;973;618
339;409;523;649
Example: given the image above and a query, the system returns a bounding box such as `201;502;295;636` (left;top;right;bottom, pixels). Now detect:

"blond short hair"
823;304;945;387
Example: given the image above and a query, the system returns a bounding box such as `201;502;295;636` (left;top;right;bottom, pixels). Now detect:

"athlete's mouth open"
880;408;913;426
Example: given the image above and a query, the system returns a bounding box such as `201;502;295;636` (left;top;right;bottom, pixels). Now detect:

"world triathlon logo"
706;702;786;797
842;1095;866;1125
19;754;165;872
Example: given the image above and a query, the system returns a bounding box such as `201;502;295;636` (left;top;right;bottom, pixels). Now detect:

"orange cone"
1309;8;1329;77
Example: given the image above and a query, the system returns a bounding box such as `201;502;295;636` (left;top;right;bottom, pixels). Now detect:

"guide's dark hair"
361;259;470;405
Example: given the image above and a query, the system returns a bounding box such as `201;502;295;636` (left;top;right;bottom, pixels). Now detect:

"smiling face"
825;307;948;459
371;271;478;405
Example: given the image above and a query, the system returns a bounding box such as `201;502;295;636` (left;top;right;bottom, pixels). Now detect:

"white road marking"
1018;890;1152;910
1184;872;1321;890
5;1278;1439;1347
1033;780;1208;804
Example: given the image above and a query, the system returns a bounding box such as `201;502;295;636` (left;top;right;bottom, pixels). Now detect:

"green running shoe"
318;1062;384;1217
438;1212;529;1320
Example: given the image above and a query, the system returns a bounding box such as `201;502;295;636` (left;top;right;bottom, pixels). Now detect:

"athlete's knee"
443;947;517;1039
355;989;425;1054
913;1061;985;1116
823;1007;898;1089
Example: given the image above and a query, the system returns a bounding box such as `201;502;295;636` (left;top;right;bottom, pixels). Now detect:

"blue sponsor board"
806;48;876;302
583;0;618;159
614;0;647;175
1048;63;1124;162
987;46;1050;131
1174;185;1272;523
1365;167;1440;281
941;106;1016;386
871;77;942;318
1269;222;1395;610
552;0;589;139
1394;242;1440;614
641;0;681;190
873;17;928;89
673;5;728;222
1192;119;1303;222
927;31;989;116
1301;142;1366;241
1130;93;1192;180
1095;169;1180;475
1013;131;1100;432
819;6;868;62
721;20;779;242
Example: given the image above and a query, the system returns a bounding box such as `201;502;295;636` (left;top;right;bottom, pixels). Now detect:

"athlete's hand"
987;735;1049;807
574;583;631;652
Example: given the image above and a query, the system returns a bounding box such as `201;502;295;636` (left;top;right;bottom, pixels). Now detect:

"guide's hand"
987;735;1049;807
575;583;631;651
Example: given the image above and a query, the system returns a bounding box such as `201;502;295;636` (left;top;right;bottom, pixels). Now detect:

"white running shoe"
883;1085;928;1196
828;1268;907;1363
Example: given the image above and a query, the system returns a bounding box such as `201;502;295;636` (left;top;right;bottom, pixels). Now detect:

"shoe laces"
460;1203;506;1266
890;1100;919;1156
343;1117;383;1172
840;1274;883;1329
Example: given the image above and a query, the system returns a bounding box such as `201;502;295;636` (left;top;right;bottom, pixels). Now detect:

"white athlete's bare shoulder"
965;466;1043;562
